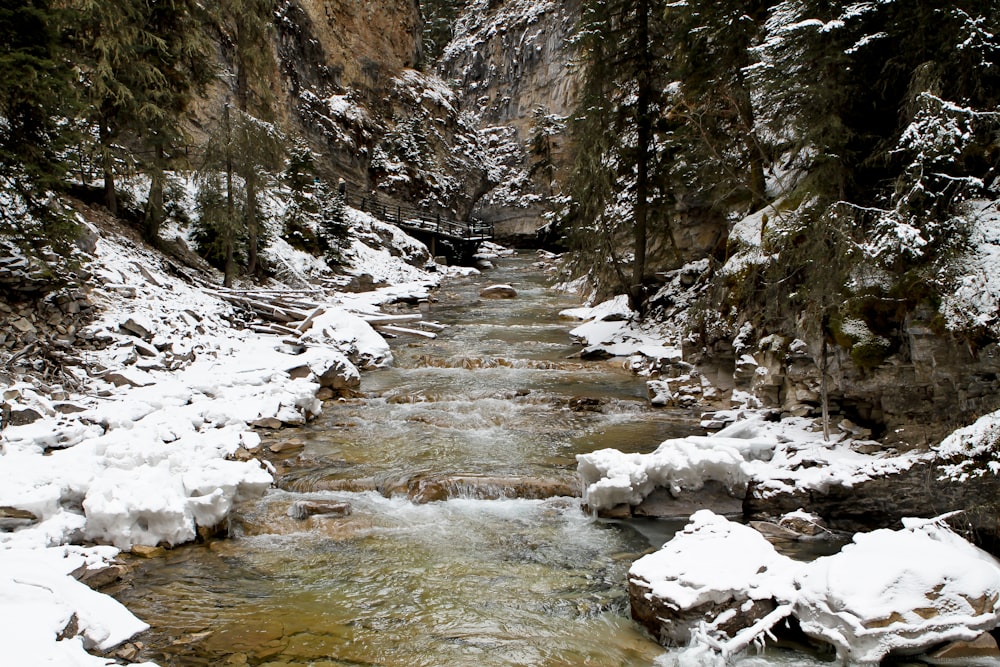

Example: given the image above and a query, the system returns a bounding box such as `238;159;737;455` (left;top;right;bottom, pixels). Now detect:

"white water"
113;254;833;666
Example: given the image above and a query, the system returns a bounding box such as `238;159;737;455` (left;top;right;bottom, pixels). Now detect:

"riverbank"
0;205;473;664
4;204;1000;665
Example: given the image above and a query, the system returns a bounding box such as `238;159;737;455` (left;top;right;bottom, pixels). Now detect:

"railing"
354;194;493;243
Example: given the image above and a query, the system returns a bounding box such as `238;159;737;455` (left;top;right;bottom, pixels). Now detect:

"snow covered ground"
568;292;1000;662
0;206;455;665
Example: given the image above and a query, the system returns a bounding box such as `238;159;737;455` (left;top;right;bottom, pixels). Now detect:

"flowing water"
114;253;831;667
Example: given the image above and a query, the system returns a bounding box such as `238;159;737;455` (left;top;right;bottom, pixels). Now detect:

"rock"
647;380;673;406
130;544;167;558
287;364;312;380
315;387;335;401
7;407;43;426
121;316;153;340
11;317;35;333
568;396;602;412
73;560;129;588
53;402;88;414
0;506;40;530
795;519;1000;663
268;440;305;454
632;482;744;520
750;520;802;542
102;370;154;388
777;511;828;537
479;284;517;299
316;358;361;395
926;632;1000;660
252;417;283;429
289;500;352;520
628;511;797;647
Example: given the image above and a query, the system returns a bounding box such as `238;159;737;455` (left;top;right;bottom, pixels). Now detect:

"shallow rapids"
112;253;830;666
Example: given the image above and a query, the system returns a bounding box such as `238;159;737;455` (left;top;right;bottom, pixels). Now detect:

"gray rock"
479;284;517;299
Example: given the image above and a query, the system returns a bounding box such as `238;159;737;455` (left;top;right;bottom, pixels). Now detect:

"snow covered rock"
794;517;1000;663
479;283;517;299
576;418;775;516
629;510;800;646
639;514;1000;663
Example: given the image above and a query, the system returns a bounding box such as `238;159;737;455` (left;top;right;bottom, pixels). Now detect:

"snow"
631;510;800;611
636;512;1000;663
560;295;683;363
578;414;926;511
941;199;1000;336
0;546;154;666
796;517;1000;662
0;202;443;663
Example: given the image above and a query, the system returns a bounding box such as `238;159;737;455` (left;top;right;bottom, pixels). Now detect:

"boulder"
794;518;1000;663
289;500;352;520
0;506;40;530
628;510;799;647
479;284;517;299
316;358;361;396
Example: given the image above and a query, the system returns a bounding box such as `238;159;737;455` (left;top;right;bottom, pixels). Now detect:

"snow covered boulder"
479;284;517;299
576;419;775;517
629;510;800;646
794;516;1000;663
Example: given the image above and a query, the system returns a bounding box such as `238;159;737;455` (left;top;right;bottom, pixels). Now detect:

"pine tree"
196;103;284;287
138;0;214;246
560;0;675;312
67;0;150;216
0;0;79;258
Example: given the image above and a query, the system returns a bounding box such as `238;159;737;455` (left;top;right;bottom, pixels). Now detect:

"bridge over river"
353;193;493;264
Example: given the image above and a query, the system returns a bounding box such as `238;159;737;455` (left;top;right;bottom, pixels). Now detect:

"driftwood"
379;325;437;339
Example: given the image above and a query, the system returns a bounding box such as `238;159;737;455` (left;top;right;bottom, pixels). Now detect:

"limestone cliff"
439;0;581;238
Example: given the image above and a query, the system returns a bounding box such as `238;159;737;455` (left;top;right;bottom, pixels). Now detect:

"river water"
114;253;828;666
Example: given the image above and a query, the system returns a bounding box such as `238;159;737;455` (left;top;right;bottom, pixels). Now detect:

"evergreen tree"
561;0;675;312
216;0;279;277
420;0;470;63
0;0;79;258
139;0;214;246
664;1;770;212
196;103;283;287
67;0;151;216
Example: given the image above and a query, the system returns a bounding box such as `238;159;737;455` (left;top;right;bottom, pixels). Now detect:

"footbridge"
353;194;493;264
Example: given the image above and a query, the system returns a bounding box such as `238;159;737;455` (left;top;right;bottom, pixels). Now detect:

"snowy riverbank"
566;295;1000;662
0;207;464;664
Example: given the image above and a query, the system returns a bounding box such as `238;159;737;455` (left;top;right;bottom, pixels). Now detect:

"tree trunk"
144;144;165;245
100;122;118;216
223;103;237;288
630;0;652;316
245;166;259;277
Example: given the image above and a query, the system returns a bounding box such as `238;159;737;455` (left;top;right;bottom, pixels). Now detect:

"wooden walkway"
354;195;493;245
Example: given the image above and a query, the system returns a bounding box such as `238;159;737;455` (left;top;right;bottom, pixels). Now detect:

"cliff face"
439;0;581;237
194;0;490;213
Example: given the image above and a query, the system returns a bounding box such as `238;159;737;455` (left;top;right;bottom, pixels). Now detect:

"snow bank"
0;546;153;666
1;201;441;663
561;295;682;363
636;513;1000;663
579;413;928;511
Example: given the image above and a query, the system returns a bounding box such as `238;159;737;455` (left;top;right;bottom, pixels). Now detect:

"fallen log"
379;325;437;339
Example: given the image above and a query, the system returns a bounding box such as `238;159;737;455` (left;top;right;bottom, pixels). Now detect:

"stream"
114;253;830;666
